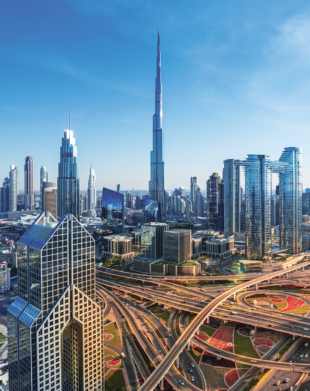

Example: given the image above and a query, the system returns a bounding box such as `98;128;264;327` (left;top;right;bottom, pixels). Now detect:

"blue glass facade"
142;195;161;224
278;147;302;254
101;187;124;234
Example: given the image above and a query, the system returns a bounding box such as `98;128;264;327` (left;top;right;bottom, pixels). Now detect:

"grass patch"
175;314;181;337
241;372;265;391
155;311;171;326
104;322;122;350
199;364;227;389
188;314;197;324
105;369;127;391
189;348;202;365
104;348;123;368
285;302;308;314
276;338;294;361
234;332;260;359
199;325;216;337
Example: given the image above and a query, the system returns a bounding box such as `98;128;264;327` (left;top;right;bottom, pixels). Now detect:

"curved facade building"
57;129;80;221
279;147;302;254
142;195;161;225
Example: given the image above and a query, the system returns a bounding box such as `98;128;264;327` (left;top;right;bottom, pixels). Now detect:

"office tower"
195;187;204;217
80;194;88;213
218;180;224;232
206;179;210;214
142;195;161;224
176;196;186;217
149;31;165;219
190;177;198;203
271;196;279;227
302;193;310;215
9;165;18;212
57;127;80;220
126;191;133;208
209;173;221;229
223;159;241;236
101;187;124;234
305;188;310;194
163;229;191;263
141;222;168;260
88;168;96;216
0;178;9;213
24;156;34;211
8;212;103;391
117;184;120;193
278;147;302;254
43;181;57;218
135;195;142;210
40;166;48;208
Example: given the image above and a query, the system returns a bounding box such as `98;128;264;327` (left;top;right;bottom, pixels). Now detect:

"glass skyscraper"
24;156;34;211
208;173;221;229
278;147;302;254
57;128;80;221
142;195;161;224
223;159;241;236
141;222;168;260
87;168;96;217
149;32;165;220
8;212;103;391
40;166;48;209
101;187;124;234
9;164;18;212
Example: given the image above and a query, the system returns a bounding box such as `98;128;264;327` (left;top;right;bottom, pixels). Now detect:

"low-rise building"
133;259;201;276
205;235;235;258
192;235;202;255
0;250;17;267
103;234;134;259
239;260;262;273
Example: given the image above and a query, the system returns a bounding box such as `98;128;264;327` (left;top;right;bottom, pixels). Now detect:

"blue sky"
1;1;310;191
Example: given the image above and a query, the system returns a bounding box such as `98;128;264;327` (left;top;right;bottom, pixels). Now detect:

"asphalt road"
259;341;310;391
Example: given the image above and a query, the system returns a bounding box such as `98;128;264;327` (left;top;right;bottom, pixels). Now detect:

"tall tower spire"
149;31;166;221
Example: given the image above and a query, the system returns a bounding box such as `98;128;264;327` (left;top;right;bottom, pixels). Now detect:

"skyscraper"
57;128;80;220
88;167;96;216
149;32;165;219
40;166;48;208
8;212;103;391
223;159;241;236
237;153;294;258
9;164;18;212
278;147;302;254
190;177;198;203
24;156;34;211
218;180;224;232
0;177;9;213
209;173;221;229
126;191;133;208
101;187;124;234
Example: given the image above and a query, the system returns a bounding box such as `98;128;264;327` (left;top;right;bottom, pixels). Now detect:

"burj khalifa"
149;31;166;219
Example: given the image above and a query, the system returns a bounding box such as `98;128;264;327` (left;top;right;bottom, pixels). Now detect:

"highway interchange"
98;254;310;390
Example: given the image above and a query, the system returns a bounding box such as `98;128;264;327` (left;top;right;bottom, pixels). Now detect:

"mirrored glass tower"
149;32;165;220
8;212;103;391
57;128;80;221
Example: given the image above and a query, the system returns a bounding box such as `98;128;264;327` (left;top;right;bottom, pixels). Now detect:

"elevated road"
139;258;309;390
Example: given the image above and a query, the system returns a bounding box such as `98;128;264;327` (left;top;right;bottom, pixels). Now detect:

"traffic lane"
259;343;310;391
299;376;310;391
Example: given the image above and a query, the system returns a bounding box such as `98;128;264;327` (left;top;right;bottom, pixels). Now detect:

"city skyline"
1;1;310;191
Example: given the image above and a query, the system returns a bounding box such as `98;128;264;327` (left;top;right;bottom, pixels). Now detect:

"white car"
306;354;309;358
191;363;195;368
304;328;309;331
300;354;304;358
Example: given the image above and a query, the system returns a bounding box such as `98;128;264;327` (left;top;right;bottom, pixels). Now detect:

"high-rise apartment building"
8;212;103;391
126;191;133;209
208;173;221;229
9;164;18;212
43;181;57;218
24;156;34;211
141;222;168;260
195;187;204;217
278;147;302;254
88;168;96;216
237;150;301;258
190;177;198;204
149;32;165;219
0;177;10;213
223;159;241;236
163;229;191;263
57;128;80;220
40;166;48;208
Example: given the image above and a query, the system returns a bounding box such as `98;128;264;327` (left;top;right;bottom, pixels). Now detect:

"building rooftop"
239;260;262;265
103;234;132;241
165;229;191;234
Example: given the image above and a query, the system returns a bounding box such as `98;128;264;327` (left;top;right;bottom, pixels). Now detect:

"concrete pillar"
187;341;190;350
233;292;236;301
286;273;289;279
255;283;258;290
160;378;164;390
293;335;296;340
176;356;180;368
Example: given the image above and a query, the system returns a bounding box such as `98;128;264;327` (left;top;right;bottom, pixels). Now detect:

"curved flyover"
140;257;308;390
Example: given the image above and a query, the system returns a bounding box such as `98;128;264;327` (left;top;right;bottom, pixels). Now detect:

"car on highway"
179;380;184;386
300;354;304;358
289;326;294;329
188;369;193;373
304;328;309;331
306;354;309;358
251;360;257;363
276;380;280;385
191;376;195;382
285;378;289;383
191;363;195;368
215;350;220;353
